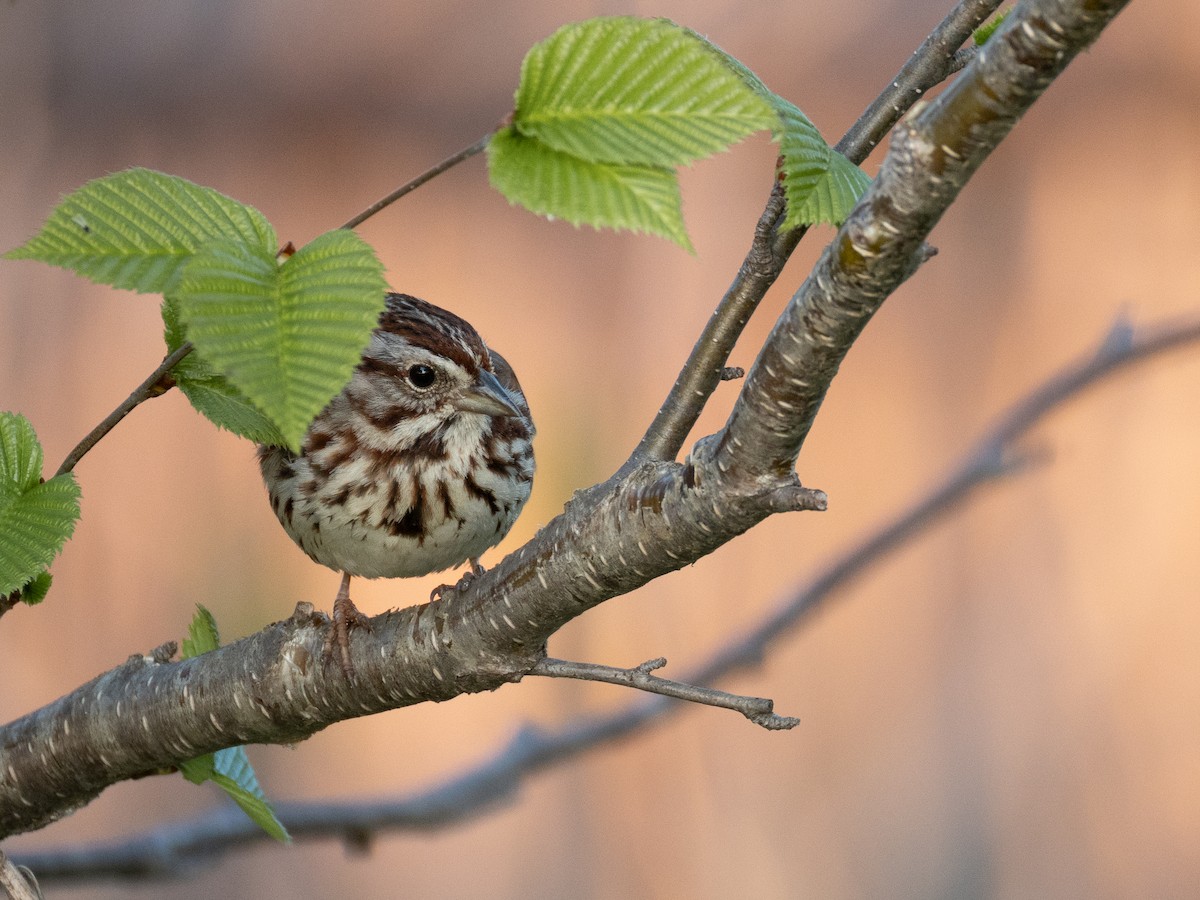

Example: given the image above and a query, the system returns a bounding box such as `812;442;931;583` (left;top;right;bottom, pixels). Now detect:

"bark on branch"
720;0;1131;480
17;312;1200;883
629;0;1006;466
0;0;1132;841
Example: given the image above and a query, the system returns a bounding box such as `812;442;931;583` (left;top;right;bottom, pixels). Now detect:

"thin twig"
629;0;1005;467
830;0;1001;166
530;656;799;730
338;133;494;231
18;312;1199;882
48;133;492;487
53;343;193;478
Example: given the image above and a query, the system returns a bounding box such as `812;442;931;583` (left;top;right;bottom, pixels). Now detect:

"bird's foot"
323;574;372;678
429;560;486;601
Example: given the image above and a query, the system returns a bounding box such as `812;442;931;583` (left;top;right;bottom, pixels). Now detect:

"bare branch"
53;343;193;478
949;45;979;74
716;0;1132;481
18;312;1200;884
827;0;1002;165
0;592;20;622
338;133;494;231
530;656;799;730
0;0;1136;855
629;0;1005;468
0;345;194;624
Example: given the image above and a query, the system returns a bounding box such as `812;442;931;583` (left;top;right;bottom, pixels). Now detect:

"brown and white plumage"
258;293;535;672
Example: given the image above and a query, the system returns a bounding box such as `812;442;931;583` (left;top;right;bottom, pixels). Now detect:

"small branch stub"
0;850;42;900
531;656;799;731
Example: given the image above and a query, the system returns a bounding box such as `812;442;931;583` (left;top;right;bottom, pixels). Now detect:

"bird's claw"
429;561;486;601
323;587;372;678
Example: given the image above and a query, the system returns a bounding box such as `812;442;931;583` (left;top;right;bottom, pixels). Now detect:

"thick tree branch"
0;0;1132;843
630;0;1005;467
17;311;1200;882
717;0;1130;481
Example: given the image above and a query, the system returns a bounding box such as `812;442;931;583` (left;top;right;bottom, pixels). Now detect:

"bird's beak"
455;369;522;417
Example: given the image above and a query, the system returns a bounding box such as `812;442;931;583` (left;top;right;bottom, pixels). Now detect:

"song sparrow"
258;293;535;674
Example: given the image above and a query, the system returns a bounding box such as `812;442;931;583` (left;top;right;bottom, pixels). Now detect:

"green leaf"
173;229;387;452
488;127;693;251
162;297;287;445
177;754;214;784
500;16;863;242
178;607;290;843
0;411;46;492
5;168;275;294
785;146;872;229
514;17;776;168
209;748;291;843
974;11;1010;45
707;51;870;229
772;95;871;228
771;99;836;223
181;603;221;659
19;571;53;606
0;413;81;596
178;749;290;843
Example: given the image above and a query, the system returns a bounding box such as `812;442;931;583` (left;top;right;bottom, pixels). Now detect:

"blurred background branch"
3;0;1195;895
17;310;1200;883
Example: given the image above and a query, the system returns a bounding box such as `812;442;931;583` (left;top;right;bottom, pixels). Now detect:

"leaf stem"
54;131;494;484
338;133;494;231
54;343;194;478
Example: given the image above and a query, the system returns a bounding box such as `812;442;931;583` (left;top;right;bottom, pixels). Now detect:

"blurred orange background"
3;1;1199;897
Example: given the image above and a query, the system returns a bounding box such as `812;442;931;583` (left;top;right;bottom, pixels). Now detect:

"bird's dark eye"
407;364;437;389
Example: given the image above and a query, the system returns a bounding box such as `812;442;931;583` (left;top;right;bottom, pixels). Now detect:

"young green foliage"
702;41;872;231
0;413;81;598
172;230;386;452
775;99;872;228
17;571;54;606
162;297;288;446
487;129;694;251
974;10;1010;45
8;168;388;453
489;16;870;249
178;605;290;844
514;16;777;168
4;168;274;294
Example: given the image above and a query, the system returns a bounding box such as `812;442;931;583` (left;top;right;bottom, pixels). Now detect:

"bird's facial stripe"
377;297;489;376
364;340;471;389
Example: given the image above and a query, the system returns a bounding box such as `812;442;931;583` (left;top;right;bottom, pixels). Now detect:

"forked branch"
629;0;1006;468
16;311;1200;881
0;0;1135;848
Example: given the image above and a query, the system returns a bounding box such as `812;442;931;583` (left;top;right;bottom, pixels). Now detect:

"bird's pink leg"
324;572;372;677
